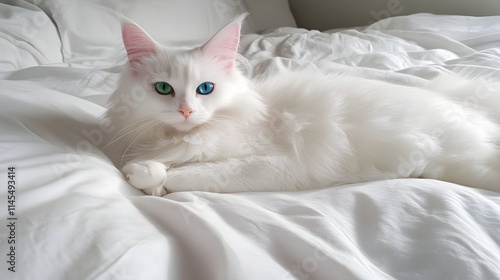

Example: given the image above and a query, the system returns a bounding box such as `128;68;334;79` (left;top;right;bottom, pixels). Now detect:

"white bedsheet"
1;9;500;280
0;1;62;71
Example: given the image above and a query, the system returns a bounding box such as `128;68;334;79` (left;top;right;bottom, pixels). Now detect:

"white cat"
102;18;500;196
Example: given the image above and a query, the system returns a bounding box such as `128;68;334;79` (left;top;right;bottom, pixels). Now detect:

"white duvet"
0;5;500;280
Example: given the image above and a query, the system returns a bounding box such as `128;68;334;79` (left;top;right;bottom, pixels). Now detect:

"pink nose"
179;107;194;118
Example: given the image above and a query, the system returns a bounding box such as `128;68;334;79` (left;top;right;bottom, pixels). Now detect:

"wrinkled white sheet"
1;10;500;280
0;1;62;71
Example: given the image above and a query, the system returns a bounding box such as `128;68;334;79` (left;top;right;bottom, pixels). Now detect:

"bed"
1;0;500;279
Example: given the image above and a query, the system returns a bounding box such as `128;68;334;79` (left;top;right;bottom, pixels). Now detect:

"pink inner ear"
122;24;157;63
202;21;241;72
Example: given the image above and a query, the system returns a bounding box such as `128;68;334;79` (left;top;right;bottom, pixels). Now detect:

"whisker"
111;119;163;166
111;120;160;154
102;117;160;150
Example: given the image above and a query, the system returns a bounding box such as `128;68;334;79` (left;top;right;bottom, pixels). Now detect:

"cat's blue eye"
196;82;214;95
155;82;174;95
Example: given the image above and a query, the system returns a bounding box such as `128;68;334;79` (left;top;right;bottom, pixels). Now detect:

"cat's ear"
201;17;242;72
121;23;157;65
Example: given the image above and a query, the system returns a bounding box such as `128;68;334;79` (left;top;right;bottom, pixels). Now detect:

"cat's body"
102;18;500;196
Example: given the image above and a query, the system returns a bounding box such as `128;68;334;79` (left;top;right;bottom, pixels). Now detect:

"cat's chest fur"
134;121;280;165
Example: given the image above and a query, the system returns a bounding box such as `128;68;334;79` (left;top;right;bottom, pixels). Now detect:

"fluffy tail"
426;72;500;122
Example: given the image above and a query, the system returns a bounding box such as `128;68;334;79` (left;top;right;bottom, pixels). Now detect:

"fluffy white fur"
102;18;500;196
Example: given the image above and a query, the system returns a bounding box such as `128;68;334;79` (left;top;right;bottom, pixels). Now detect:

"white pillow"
26;0;296;65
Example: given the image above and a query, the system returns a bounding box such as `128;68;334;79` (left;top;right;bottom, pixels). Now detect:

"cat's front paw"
121;160;168;196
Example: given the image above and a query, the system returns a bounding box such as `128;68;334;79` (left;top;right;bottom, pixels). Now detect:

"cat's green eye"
155;82;174;95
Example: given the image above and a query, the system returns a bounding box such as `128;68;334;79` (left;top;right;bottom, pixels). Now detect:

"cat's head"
112;17;265;133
